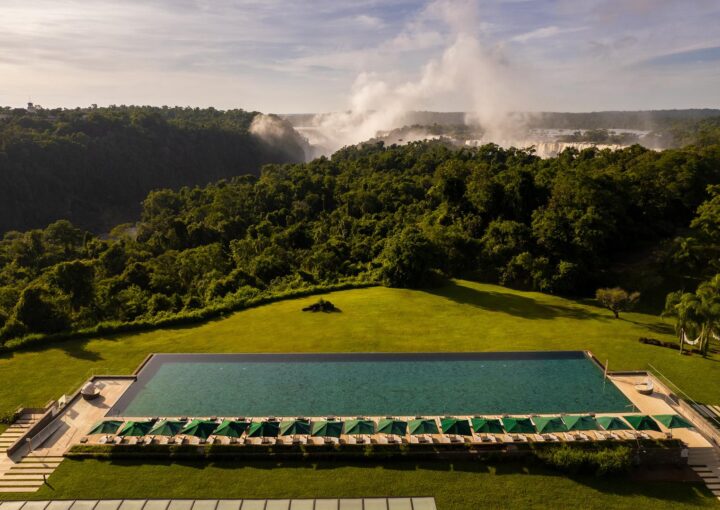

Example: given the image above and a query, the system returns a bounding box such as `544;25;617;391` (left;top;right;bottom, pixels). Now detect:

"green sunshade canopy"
88;420;123;435
471;418;504;434
563;415;600;431
597;417;630;431
343;419;376;435
440;417;472;435
148;420;185;437
408;419;439;435
213;420;250;437
623;415;661;432
247;421;280;437
533;417;568;433
654;414;693;429
180;419;219;439
311;420;344;438
502;418;536;434
118;420;155;437
280;419;311;436
377;419;408;436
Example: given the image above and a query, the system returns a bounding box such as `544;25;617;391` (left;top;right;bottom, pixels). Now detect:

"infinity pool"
108;352;632;417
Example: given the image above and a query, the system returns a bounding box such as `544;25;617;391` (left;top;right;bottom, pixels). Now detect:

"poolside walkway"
0;379;132;493
0;499;437;510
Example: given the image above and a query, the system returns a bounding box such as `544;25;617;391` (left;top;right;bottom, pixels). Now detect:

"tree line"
0;140;718;345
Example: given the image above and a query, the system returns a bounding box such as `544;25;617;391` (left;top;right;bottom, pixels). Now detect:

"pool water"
108;352;632;417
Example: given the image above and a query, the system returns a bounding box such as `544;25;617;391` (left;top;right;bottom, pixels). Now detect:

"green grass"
3;280;719;508
5;458;715;509
2;280;718;418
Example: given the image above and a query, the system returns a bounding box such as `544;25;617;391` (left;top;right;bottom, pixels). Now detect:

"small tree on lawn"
595;287;640;319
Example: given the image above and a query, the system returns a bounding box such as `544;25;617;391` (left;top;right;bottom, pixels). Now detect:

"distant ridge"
282;109;720;131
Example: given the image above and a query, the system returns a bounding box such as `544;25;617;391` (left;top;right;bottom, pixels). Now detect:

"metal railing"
647;363;720;430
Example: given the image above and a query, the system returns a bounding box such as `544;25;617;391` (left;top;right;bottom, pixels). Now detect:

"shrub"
536;445;632;475
302;299;340;313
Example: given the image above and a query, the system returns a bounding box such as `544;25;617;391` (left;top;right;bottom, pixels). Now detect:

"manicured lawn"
1;280;718;418
2;458;715;509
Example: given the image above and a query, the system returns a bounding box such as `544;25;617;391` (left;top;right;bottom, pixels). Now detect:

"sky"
1;0;719;113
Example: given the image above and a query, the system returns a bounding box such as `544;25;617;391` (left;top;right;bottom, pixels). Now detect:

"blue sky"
1;0;719;112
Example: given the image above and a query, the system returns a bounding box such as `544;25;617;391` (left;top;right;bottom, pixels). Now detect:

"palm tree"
664;275;720;357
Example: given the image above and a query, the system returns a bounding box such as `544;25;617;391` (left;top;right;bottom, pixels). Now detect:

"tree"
664;274;720;356
379;227;440;288
13;286;70;334
595;287;640;319
49;261;95;310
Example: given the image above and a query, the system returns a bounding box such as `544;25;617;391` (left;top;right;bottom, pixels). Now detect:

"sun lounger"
516;434;528;442
99;435;110;444
113;435;124;444
534;434;545;442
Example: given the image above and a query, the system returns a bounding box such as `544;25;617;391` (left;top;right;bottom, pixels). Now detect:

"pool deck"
609;373;711;448
0;379;132;493
0;499;438;510
2;359;718;496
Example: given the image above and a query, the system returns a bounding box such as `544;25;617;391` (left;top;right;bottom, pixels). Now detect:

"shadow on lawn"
426;282;608;321
0;333;110;362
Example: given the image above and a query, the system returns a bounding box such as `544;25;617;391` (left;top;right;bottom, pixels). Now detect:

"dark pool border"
108;351;595;416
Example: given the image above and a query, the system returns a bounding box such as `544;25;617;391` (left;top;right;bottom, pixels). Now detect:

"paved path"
688;447;720;501
0;380;132;493
0;499;437;510
0;414;61;494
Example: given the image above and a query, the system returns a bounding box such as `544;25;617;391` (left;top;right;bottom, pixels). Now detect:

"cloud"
0;0;719;113
635;45;720;68
510;25;587;43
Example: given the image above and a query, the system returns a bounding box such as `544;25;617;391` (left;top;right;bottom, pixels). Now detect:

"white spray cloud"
250;113;312;160
303;0;529;155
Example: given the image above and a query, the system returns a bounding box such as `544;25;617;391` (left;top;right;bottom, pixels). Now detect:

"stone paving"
0;499;436;510
0;380;132;493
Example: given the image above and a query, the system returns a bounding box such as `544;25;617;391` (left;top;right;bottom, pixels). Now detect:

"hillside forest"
0;106;308;233
1;137;719;345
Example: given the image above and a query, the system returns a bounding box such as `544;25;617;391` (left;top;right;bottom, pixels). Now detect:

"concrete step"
12;464;61;470
0;480;43;487
7;469;55;475
1;474;47;481
0;487;40;493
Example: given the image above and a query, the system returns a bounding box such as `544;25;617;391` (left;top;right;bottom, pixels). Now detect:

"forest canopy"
0;105;308;233
1;140;719;344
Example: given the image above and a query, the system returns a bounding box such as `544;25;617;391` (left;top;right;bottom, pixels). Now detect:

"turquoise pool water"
109;352;632;417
